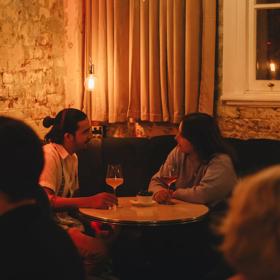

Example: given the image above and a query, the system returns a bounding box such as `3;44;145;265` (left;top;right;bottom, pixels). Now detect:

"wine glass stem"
167;183;171;192
113;188;118;210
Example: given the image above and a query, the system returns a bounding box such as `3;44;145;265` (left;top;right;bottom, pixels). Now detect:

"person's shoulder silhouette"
0;116;85;280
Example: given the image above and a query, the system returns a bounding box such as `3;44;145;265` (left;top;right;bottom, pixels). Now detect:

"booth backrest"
77;136;280;196
225;138;280;177
77;136;177;196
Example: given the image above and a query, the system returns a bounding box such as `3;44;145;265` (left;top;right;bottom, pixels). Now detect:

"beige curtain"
83;0;216;123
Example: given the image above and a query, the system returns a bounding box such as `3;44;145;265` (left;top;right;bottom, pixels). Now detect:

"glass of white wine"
106;164;124;209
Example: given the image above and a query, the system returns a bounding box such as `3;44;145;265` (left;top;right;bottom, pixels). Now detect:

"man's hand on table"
82;192;117;209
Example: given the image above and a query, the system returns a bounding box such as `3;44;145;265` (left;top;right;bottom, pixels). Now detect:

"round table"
79;196;209;226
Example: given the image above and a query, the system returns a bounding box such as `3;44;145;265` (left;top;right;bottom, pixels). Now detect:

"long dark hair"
43;108;87;144
181;112;235;162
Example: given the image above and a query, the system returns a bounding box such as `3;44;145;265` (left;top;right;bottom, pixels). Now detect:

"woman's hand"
153;189;173;204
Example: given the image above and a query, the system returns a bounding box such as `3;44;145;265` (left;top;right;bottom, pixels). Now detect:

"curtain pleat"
166;0;174;122
83;0;216;123
159;0;168;122
112;0;129;122
106;0;114;121
83;0;93;118
199;0;216;115
149;0;162;122
96;0;108;120
128;0;140;118
139;0;149;121
173;0;185;123
185;0;201;115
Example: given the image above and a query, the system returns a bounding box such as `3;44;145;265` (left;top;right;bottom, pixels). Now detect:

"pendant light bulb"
85;61;96;92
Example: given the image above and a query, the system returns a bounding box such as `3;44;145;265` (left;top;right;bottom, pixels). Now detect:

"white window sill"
221;91;280;106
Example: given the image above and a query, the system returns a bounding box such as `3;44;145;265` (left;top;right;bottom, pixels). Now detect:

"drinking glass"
160;164;178;190
160;164;178;204
106;164;124;209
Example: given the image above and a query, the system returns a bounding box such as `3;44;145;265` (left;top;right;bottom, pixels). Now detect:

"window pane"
256;0;280;4
256;9;280;80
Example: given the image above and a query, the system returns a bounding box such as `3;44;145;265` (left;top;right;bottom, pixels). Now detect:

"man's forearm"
43;187;88;209
50;195;88;209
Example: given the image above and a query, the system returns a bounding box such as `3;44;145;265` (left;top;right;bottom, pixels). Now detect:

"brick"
3;73;14;84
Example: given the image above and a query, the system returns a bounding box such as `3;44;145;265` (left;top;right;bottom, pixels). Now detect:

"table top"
79;197;209;226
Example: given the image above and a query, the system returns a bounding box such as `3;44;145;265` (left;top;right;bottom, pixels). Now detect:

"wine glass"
106;164;124;209
160;164;178;204
160;164;178;190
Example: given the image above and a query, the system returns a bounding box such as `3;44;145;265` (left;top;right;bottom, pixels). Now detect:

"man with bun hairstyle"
0;116;85;280
39;108;117;277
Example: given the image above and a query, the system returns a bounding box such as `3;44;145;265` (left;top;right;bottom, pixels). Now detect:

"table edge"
79;210;209;226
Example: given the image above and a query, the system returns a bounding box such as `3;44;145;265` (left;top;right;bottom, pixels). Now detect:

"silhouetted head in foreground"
0;116;44;202
219;165;280;280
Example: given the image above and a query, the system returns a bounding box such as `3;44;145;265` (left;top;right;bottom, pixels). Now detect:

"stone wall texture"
216;0;280;140
105;121;178;138
0;0;83;138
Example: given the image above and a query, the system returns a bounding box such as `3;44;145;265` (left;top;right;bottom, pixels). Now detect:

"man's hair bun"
43;116;55;128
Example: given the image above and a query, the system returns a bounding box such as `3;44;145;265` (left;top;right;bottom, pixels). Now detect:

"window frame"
221;0;280;106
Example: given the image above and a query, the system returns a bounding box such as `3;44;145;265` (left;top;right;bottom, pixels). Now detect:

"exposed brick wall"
0;0;82;138
217;104;280;139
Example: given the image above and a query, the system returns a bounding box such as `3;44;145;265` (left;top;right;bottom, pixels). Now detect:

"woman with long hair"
149;112;237;207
